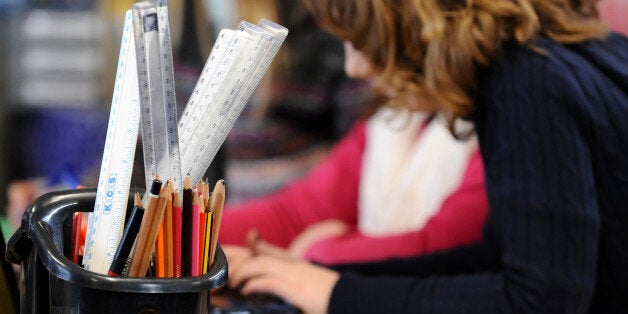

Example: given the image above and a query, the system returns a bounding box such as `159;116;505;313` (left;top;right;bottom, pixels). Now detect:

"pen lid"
150;179;163;195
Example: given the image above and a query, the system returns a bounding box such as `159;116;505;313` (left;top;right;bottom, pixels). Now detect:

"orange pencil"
155;209;166;277
197;179;206;275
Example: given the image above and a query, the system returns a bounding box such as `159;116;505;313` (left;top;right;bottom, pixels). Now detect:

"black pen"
108;193;145;277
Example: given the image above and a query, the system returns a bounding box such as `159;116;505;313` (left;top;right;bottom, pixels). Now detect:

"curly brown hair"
302;0;607;130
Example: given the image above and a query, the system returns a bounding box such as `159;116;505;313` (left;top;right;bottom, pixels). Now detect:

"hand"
221;244;254;278
229;254;340;314
222;233;297;281
247;229;296;261
288;219;348;259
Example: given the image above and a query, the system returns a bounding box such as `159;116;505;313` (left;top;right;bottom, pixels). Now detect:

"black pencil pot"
5;188;228;314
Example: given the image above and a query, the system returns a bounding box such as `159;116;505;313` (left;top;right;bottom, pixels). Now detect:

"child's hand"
288;219;348;259
229;253;340;314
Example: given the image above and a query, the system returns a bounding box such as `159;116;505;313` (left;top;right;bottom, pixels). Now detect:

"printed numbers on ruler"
178;29;235;154
208;20;289;164
180;30;259;184
133;0;182;191
180;20;288;185
83;10;140;274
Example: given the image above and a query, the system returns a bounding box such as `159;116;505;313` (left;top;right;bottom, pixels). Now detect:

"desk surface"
210;288;302;314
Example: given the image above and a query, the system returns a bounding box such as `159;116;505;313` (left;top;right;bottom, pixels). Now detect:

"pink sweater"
219;121;488;265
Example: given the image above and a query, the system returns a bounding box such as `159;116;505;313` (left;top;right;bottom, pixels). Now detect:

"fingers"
247;229;295;261
289;219;348;258
239;274;286;297
221;244;253;276
228;254;281;289
231;257;340;314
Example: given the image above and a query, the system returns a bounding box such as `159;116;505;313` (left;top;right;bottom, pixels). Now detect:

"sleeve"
304;150;488;265
218;121;366;248
328;48;601;313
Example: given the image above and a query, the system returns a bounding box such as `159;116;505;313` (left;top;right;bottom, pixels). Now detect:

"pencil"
172;189;182;277
182;175;193;276
128;179;162;277
209;179;226;267
129;179;170;277
71;212;83;264
165;181;174;277
138;181;171;277
197;180;206;275
202;208;214;274
155;206;166;277
191;188;201;276
108;193;144;277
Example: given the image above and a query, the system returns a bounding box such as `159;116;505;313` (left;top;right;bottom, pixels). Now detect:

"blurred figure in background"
598;0;628;35
218;17;488;265
225;0;628;313
207;0;371;204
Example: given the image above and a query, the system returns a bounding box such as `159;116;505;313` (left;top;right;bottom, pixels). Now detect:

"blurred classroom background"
1;0;626;247
0;0;372;241
0;0;626;313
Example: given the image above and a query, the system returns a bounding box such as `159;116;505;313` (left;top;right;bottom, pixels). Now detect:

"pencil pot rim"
6;188;228;312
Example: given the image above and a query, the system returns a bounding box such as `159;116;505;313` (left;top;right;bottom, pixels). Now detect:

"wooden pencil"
127;179;162;277
209;179;226;267
197;179;206;275
138;181;171;277
128;180;170;277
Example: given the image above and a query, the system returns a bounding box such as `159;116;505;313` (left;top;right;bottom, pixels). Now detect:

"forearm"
330;271;504;314
220;121;366;247
328;239;500;277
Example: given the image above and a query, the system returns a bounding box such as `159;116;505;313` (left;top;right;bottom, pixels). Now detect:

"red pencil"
191;189;201;277
165;183;174;278
71;212;83;264
172;189;183;278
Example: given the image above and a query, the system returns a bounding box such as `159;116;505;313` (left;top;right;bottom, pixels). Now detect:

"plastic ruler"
178;28;257;184
132;0;182;192
83;10;141;273
177;29;237;156
178;19;288;184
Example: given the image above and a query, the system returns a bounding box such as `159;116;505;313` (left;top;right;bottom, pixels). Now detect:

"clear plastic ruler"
177;29;237;157
205;19;288;171
179;20;288;184
178;28;258;183
132;0;182;192
83;10;141;273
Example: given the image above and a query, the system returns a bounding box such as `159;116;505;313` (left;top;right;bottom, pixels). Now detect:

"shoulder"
475;34;628;118
481;33;628;93
479;38;581;99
